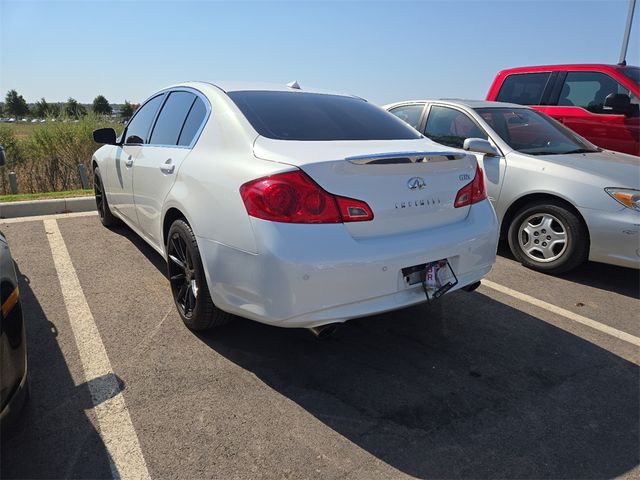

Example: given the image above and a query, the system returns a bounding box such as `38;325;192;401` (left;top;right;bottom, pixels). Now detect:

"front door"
108;93;166;226
423;104;506;206
541;71;640;156
109;144;140;223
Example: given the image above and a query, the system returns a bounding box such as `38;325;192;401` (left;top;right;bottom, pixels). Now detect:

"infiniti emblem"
407;176;426;191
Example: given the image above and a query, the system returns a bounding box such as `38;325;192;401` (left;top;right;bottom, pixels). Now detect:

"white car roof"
383;99;528;110
174;81;359;98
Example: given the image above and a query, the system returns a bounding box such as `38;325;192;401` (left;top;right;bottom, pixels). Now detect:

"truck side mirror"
603;93;636;115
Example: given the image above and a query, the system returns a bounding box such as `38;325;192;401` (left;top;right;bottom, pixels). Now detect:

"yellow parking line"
482;279;640;347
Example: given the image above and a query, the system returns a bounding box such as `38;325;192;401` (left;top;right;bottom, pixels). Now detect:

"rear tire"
94;166;119;228
507;201;588;274
167;219;232;331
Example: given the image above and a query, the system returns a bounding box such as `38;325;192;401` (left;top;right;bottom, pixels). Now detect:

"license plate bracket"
421;259;458;302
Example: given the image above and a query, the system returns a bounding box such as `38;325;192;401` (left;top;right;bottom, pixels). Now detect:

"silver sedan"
385;99;640;273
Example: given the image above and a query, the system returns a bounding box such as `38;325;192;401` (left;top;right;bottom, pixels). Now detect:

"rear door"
539;71;640;155
422;104;506;208
107;94;165;225
133;90;209;249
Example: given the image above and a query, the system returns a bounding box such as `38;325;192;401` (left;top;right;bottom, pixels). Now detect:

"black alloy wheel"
166;219;232;330
93;166;118;227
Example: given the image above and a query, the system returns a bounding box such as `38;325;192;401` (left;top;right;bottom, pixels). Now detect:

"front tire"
167;219;232;331
94;166;119;228
507;201;588;274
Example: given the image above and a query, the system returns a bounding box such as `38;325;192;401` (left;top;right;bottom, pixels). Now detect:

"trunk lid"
253;137;479;238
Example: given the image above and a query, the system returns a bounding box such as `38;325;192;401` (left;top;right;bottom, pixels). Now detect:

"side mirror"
463;138;500;156
0;146;5;167
603;93;635;115
93;128;117;145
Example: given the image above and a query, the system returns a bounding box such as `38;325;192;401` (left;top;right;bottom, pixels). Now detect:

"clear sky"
1;0;638;106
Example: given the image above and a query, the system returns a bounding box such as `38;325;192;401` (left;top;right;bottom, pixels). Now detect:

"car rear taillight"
240;171;374;223
454;165;487;208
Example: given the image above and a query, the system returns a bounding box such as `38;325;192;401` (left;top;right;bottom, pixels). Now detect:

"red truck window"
558;71;637;113
496;73;551;105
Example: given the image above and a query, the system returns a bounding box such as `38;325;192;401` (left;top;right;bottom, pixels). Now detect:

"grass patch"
0;116;124;195
0;189;93;202
4;122;47;140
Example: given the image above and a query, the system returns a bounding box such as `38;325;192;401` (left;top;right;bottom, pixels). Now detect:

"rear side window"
558;71;633;113
228;91;421;141
124;94;165;144
150;91;196;146
424;105;487;148
178;98;207;146
497;73;551;105
388;104;424;129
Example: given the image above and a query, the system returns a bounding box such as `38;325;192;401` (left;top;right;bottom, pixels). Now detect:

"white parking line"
44;219;150;480
1;210;97;224
482;279;640;347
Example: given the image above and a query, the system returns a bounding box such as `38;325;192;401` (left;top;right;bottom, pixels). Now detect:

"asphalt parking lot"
0;211;638;480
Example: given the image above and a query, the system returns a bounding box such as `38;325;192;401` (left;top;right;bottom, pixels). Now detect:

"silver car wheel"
518;213;568;263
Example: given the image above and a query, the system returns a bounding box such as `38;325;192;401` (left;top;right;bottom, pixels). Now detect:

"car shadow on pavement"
198;291;639;479
0;265;120;479
497;242;639;299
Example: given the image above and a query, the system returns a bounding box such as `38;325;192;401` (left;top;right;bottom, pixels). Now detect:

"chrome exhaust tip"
308;324;339;340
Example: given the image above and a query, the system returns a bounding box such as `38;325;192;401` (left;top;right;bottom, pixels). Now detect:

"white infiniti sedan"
91;82;498;335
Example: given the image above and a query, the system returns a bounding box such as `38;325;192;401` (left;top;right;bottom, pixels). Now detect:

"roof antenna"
287;80;301;90
618;0;636;66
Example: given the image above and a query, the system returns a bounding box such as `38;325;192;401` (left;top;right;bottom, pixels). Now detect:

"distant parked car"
386;99;640;273
91;82;498;336
486;64;640;156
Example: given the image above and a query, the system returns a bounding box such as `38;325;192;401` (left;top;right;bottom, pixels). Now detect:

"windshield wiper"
559;148;600;154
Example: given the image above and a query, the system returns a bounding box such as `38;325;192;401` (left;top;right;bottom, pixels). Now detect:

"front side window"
388;104;424;129
496;72;551;105
476;107;598;155
125;94;165;145
149;91;196;146
227;91;422;141
423;105;487;148
558;71;637;113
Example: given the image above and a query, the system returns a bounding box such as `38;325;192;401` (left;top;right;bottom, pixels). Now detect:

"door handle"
160;159;175;174
125;155;134;167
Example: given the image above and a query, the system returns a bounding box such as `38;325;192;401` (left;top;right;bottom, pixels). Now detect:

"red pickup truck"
487;64;640;156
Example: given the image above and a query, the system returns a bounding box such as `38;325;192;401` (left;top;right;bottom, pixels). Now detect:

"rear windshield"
227;91;422;141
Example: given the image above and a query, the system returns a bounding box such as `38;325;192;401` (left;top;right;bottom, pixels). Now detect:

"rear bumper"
582;206;640;269
198;199;499;327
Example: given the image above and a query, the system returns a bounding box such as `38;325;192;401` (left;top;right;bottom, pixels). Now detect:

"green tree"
4;90;29;118
49;103;61;117
121;100;135;119
33;97;50;117
64;97;87;119
92;95;113;115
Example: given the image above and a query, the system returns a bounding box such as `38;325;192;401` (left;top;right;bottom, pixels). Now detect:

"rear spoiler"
345;151;467;165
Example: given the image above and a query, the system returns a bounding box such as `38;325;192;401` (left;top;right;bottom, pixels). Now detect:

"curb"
0;196;96;219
